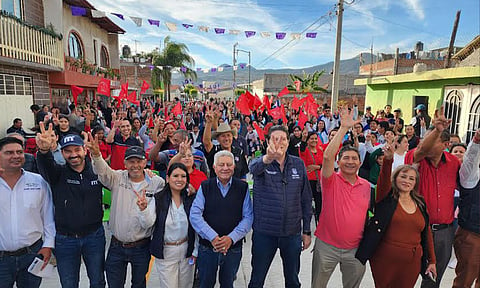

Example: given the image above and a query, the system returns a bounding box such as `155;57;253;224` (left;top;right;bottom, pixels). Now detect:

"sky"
92;0;480;70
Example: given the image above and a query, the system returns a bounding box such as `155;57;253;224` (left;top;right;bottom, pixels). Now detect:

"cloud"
402;0;425;20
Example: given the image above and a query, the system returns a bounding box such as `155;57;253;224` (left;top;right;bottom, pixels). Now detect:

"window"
100;46;109;68
0;73;32;96
93;39;98;65
466;95;480;143
444;89;463;135
1;0;22;18
68;32;83;59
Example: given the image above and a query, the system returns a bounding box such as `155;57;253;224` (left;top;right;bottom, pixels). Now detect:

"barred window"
0;74;32;96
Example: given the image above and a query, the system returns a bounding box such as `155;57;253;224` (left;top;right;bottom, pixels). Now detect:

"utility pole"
330;0;344;111
233;43;238;97
444;10;461;69
370;43;373;78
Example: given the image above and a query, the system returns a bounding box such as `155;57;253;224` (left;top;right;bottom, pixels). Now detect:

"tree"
286;70;328;94
184;84;198;100
151;36;197;101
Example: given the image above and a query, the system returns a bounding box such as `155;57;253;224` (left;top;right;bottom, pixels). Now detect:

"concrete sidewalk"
39;225;457;287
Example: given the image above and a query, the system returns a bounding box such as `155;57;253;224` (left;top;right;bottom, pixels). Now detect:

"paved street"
38;223;457;288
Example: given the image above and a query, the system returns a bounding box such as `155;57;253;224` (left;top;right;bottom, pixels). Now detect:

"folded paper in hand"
28;257;56;278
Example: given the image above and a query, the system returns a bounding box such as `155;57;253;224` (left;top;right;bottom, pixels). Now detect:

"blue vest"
458;180;480;234
199;177;247;248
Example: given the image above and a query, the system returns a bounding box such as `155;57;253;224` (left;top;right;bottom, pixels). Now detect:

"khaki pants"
453;227;480;288
311;238;366;288
154;242;194;288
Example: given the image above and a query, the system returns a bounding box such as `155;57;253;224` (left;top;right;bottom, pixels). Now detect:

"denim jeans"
197;244;242;288
0;239;43;288
248;231;302;288
55;226;106;288
105;238;151;288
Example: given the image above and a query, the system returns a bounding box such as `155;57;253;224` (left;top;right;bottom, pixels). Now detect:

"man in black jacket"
36;123;105;288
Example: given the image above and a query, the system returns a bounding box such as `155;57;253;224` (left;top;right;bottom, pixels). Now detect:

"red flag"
306;92;315;104
305;100;318;118
119;82;128;100
278;86;289;97
291;95;303;111
262;95;271;111
253;122;265;141
180;117;186;130
298;110;308;130
253;94;262;110
148;117;154;128
97;78;111;96
280;104;287;124
264;122;273;136
244;91;256;110
127;91;139;105
164;106;170;121
70;85;83;106
269;106;282;120
236;94;251;115
171;102;182;115
140;80;150;94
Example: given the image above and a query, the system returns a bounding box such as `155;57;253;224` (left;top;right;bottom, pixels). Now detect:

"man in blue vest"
248;125;312;288
190;150;253;288
454;128;480;287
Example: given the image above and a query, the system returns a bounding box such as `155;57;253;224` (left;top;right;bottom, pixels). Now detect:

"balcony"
49;57;120;88
0;12;64;71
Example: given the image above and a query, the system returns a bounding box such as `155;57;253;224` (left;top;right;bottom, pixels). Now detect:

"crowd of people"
0;93;479;288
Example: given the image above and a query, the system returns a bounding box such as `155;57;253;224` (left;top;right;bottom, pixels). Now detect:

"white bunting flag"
229;29;240;35
218;67;224;72
91;10;106;18
291;33;302;40
165;22;177;32
198;26;209;32
260;32;271;38
130;16;142;27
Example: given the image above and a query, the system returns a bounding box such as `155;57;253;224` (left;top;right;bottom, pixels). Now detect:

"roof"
354;66;480;86
63;0;125;34
452;35;480;61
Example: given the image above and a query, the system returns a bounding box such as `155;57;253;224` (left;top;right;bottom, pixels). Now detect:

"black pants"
309;180;322;223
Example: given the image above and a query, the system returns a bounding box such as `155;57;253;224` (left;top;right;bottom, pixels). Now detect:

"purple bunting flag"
214;28;225;34
180;67;187;73
111;13;124;20
182;24;193;29
306;32;317;38
210;68;217;72
71;6;86;16
239;63;246;69
245;31;256;38
148;19;160;27
196;68;202;72
275;32;286;40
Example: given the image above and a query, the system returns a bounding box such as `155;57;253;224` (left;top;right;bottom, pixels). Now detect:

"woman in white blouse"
150;162;198;288
392;134;409;171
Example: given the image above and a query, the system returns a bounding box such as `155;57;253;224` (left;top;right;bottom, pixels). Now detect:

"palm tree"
152;36;197;101
286;70;328;94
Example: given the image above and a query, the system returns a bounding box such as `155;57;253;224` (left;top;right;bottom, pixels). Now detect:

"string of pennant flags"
70;5;326;40
138;63;250;75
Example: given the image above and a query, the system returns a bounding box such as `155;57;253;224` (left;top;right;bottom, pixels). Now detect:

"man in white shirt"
0;137;55;288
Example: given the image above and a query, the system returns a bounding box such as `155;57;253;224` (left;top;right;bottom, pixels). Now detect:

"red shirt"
299;146;324;181
98;140;111;160
189;168;207;191
405;149;460;224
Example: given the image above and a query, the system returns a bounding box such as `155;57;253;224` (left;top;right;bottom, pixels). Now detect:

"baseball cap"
414;104;426;111
124;146;146;160
366;106;371;110
60;134;84;149
393;108;402;113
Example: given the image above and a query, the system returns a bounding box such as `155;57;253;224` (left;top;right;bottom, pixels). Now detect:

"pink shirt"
315;172;371;249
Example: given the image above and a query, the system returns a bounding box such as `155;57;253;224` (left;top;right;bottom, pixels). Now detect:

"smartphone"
427;272;436;282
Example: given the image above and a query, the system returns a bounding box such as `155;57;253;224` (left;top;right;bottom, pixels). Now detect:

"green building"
354;66;480;142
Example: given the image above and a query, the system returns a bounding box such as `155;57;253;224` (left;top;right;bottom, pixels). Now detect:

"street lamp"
233;44;251;92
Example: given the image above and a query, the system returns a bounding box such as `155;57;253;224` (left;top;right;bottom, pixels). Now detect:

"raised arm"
35;122;62;183
413;107;450;163
106;119;120;144
86;133;118;189
202;108;214;153
322;108;359;178
376;144;394;203
459;129;480;189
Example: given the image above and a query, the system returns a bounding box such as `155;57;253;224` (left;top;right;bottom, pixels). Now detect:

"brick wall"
24;0;45;27
0;64;50;105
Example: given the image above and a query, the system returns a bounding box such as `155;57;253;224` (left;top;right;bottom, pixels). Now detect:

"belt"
111;236;150;248
57;226;100;238
0;238;42;257
431;223;454;231
165;238;188;246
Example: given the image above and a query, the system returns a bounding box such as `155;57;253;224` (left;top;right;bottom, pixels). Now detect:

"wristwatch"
303;231;311;236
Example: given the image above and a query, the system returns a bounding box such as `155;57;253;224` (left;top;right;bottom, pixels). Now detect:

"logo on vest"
291;168;300;180
91;180;99;186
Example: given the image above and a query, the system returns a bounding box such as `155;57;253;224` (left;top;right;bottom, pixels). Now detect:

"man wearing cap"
203;109;248;179
392;108;404;133
87;135;164;288
411;104;431;137
106;118;140;170
0;136;55;288
36;124;106;288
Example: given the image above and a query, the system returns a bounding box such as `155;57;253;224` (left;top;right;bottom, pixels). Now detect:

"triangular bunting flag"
165;22;177;32
306;32;317;38
148;19;160;27
291;33;302;40
276;32;286;40
130;16;142;27
111;13;124;20
245;31;256;38
182;24;193;29
214;28;225;34
229;29;240;35
260;32;271;38
91;10;106;18
198;26;209;32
